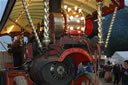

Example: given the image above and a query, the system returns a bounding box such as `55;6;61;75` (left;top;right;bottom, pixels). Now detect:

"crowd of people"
102;60;128;85
77;60;128;85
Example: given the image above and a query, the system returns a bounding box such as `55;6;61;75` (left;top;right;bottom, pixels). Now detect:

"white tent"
112;51;128;64
105;58;117;65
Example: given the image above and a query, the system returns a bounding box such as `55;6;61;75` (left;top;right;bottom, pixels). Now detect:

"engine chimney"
49;0;62;13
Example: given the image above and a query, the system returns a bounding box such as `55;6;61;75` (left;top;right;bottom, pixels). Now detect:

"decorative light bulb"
78;8;82;13
104;55;107;59
70;16;73;20
77;20;80;23
74;6;78;11
64;5;67;9
81;27;85;31
78;31;81;34
77;27;80;30
70;27;74;30
81;17;85;20
75;15;79;17
68;8;71;12
8;25;14;33
73;12;76;14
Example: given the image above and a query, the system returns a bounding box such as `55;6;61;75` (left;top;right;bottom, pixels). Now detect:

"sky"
0;0;8;21
126;0;128;6
0;0;128;51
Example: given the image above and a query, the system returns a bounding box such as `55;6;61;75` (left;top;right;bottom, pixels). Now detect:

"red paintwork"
59;48;93;66
6;71;33;85
111;0;124;7
86;0;124;20
61;11;67;35
85;20;93;36
71;76;91;85
69;30;82;35
48;50;58;55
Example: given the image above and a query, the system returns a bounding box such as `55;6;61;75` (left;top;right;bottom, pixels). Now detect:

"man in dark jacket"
121;60;128;85
113;64;121;85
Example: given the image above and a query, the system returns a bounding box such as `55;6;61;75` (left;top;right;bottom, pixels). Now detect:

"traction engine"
28;4;101;85
0;0;107;85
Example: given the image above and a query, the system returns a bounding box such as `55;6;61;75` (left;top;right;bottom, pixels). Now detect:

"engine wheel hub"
57;66;65;75
50;62;67;79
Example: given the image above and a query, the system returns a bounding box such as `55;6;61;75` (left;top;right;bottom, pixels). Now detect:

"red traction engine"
29;6;101;85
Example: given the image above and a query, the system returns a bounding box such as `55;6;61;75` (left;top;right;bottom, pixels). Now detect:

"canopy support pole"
97;1;104;45
22;0;43;49
43;0;50;46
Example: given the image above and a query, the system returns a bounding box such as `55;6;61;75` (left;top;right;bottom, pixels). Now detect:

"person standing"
113;64;121;85
87;63;92;72
121;60;128;85
104;61;112;82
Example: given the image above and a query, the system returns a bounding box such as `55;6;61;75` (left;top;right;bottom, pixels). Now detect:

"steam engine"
6;1;100;85
26;4;99;85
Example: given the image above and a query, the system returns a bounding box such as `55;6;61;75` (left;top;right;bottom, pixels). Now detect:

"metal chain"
43;0;50;45
22;0;42;49
97;2;104;45
104;7;118;48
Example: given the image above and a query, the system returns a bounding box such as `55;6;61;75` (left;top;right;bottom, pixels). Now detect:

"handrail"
0;40;8;51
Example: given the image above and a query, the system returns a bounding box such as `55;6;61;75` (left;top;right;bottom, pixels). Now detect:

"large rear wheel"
41;60;75;85
29;56;75;85
72;73;102;85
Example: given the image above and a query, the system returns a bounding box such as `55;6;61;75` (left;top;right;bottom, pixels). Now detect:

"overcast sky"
126;0;128;6
0;0;128;51
0;0;8;21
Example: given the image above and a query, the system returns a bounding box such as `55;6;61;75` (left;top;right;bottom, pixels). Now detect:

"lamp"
8;25;14;33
